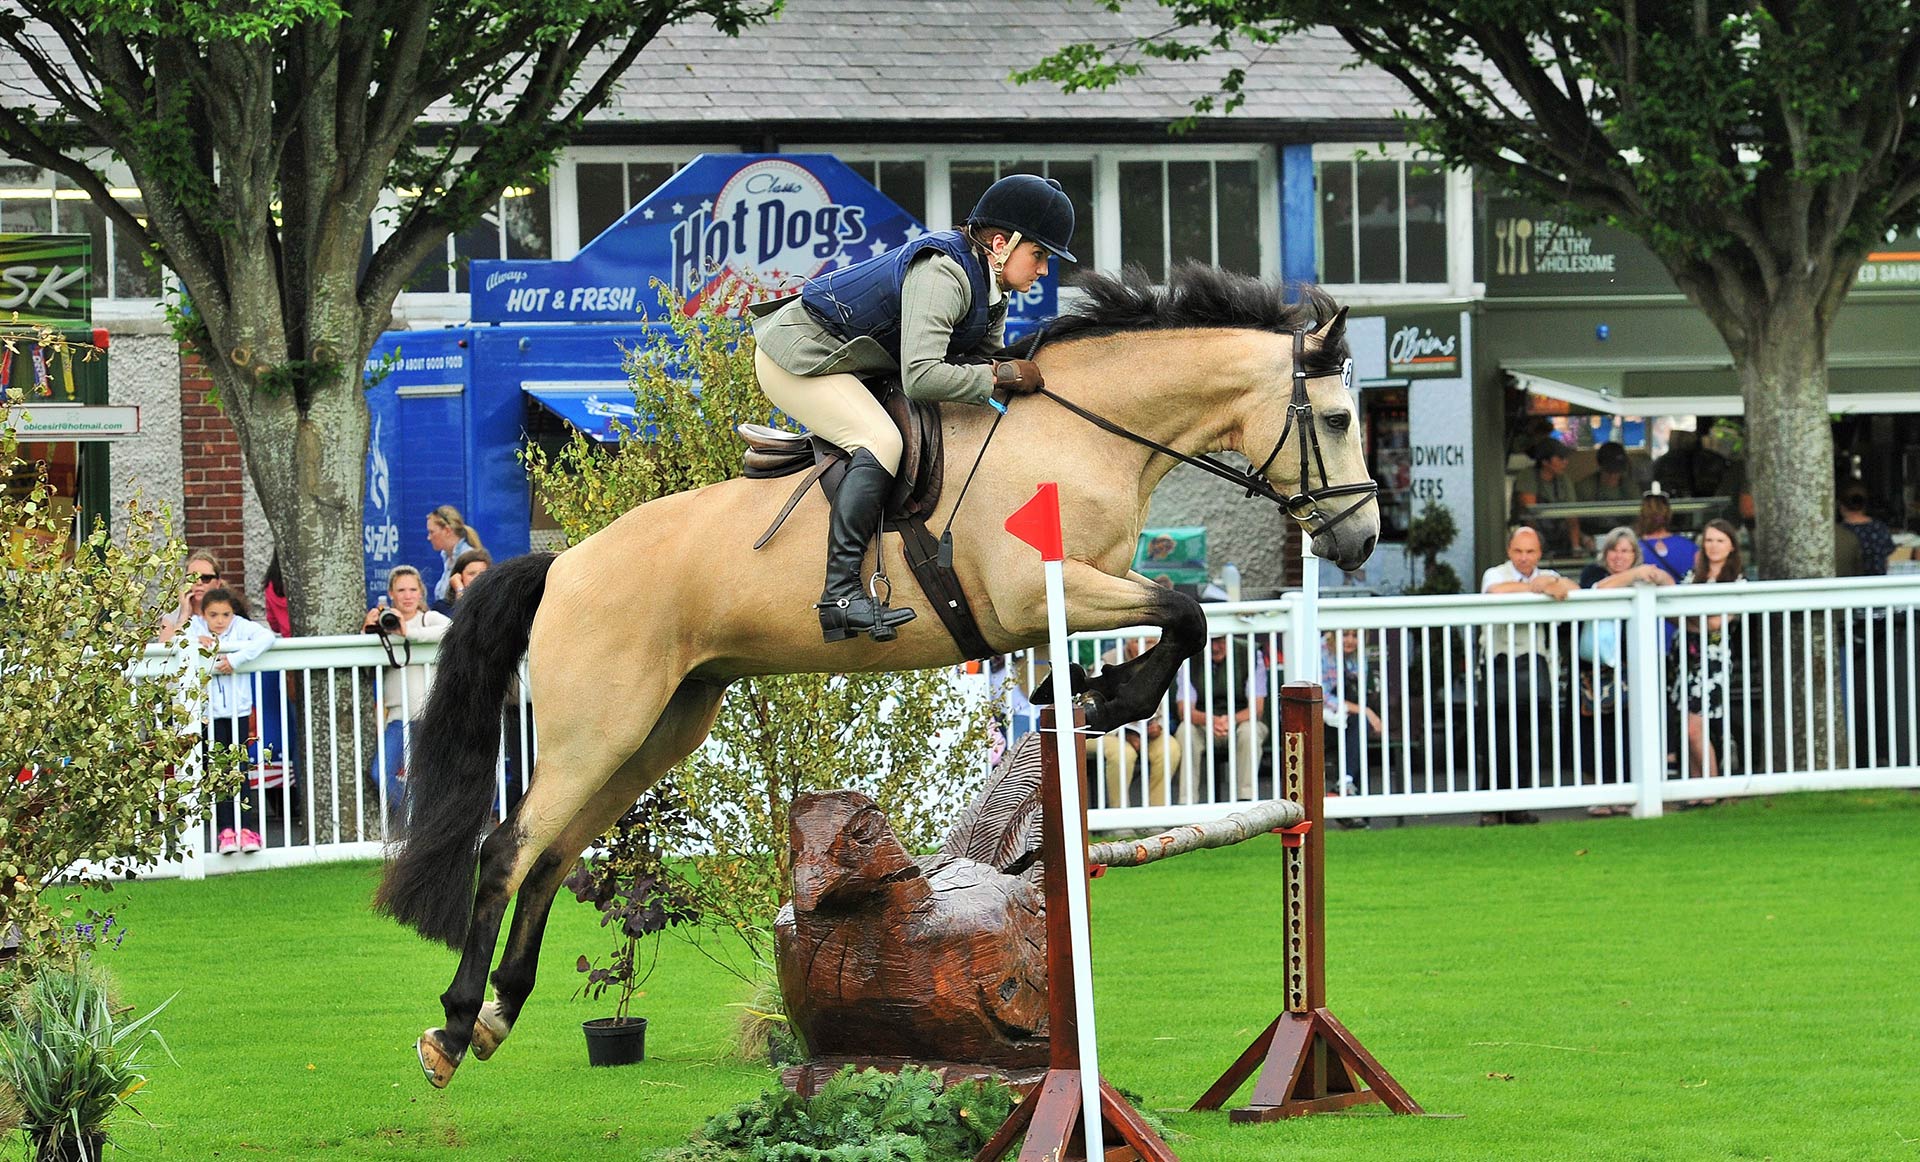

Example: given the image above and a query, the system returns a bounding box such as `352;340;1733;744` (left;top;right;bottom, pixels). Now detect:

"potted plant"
1404;500;1463;596
564;796;696;1067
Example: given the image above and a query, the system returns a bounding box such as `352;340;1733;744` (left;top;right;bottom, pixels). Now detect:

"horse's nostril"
1360;534;1377;560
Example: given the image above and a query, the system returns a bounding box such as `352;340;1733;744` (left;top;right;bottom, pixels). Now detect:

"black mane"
1022;264;1348;376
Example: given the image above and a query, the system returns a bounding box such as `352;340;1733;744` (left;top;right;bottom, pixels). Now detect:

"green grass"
30;790;1920;1160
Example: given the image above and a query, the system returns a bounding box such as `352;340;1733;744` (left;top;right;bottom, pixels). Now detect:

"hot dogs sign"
471;154;1055;325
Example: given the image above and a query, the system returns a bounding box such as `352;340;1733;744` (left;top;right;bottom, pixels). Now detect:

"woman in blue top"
1636;486;1697;583
750;174;1077;644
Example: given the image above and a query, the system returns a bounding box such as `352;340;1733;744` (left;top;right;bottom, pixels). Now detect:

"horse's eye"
1325;411;1352;432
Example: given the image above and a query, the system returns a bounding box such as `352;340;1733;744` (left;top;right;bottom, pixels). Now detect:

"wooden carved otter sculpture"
773;788;1048;1068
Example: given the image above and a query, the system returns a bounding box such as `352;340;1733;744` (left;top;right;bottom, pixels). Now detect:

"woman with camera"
364;564;451;826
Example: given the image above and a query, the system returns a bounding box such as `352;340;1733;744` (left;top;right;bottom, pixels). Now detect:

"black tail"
374;552;556;947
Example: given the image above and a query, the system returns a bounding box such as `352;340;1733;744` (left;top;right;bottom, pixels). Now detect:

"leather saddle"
739;377;944;522
739;377;994;660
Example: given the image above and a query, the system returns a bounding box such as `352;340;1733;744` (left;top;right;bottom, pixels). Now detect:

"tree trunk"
207;325;373;638
201;305;380;839
1737;314;1835;581
1727;302;1842;769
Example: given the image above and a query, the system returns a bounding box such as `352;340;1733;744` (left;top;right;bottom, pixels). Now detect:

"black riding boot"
818;449;917;643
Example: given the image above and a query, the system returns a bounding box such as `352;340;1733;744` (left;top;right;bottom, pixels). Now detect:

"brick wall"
179;352;247;595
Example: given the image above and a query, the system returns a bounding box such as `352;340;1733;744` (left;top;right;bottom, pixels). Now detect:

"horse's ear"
1311;306;1349;344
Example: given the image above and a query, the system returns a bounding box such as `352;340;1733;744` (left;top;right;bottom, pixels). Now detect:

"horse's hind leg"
415;675;684;1088
470;679;727;1063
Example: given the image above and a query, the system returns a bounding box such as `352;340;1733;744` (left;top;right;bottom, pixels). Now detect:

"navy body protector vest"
799;231;994;365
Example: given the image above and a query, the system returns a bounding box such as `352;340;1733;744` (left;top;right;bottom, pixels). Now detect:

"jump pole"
977;483;1176;1162
1190;681;1423;1121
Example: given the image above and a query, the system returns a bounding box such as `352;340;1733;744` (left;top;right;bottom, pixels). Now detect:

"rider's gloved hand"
990;359;1045;394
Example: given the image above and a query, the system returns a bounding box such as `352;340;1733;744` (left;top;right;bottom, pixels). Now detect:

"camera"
369;608;403;635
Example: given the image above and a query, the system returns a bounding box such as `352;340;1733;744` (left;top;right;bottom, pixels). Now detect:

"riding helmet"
968;175;1077;262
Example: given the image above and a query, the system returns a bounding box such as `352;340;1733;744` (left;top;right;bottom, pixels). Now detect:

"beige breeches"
753;349;904;476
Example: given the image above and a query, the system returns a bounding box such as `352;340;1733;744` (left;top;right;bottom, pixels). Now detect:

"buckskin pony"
376;264;1379;1087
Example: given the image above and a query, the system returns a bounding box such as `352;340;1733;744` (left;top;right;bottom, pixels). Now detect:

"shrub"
1404;500;1462;595
0;351;239;955
523;289;991;983
565;795;697;1023
0;959;172;1162
664;1065;1015;1162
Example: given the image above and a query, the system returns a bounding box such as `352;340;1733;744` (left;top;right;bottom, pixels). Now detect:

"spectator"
1576;528;1672;815
1175;634;1269;800
1095;635;1181;808
1513;438;1580;553
1651;428;1731;498
433;548;494;617
1637;485;1698;583
425;505;484;605
157;550;223;643
1576;441;1637;504
363;565;452;823
1672;519;1746;794
1477;526;1574;826
1321;629;1376;830
261;552;292;637
1837;484;1892;576
198;587;276;854
1579;526;1676;592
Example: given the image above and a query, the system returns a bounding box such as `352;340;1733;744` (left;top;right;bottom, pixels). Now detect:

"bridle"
1031;327;1379;537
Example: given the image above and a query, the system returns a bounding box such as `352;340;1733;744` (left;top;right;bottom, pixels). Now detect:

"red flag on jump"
1005;483;1064;561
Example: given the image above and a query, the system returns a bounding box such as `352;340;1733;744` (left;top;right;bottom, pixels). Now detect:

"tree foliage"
0;345;238;955
0;0;778;633
1026;1;1920;578
525;290;992;980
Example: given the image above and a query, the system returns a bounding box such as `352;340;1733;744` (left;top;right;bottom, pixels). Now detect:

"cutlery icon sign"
1514;219;1534;274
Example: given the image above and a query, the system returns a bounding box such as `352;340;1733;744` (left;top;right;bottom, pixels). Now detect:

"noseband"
1032;327;1379;537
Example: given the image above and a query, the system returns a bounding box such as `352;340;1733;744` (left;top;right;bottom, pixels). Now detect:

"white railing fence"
130;574;1920;876
1016;575;1920;830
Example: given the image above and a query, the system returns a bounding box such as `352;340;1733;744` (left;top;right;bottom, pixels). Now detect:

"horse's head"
1250;302;1380;573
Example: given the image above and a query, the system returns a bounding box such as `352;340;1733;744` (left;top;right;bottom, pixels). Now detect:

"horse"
376;264;1379;1088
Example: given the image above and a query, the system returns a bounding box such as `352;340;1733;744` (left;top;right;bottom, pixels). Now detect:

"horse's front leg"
1006;563;1207;735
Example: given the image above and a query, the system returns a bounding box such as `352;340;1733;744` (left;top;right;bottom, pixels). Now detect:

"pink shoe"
240;829;264;854
217;828;239;855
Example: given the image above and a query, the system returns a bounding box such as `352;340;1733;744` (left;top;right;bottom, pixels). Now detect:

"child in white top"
198;589;276;854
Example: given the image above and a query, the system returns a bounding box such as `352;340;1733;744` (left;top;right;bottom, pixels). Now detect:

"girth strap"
889;517;997;661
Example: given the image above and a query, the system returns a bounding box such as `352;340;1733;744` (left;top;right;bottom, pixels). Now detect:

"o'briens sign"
3;403;139;440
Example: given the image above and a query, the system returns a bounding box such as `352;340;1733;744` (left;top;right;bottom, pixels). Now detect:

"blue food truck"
360;153;1054;602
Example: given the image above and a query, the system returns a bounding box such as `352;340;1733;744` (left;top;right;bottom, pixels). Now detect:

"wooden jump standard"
973;705;1177;1162
977;682;1418;1161
1191;682;1423;1122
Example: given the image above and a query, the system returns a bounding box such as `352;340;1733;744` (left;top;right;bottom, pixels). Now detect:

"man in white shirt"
1476;527;1574;825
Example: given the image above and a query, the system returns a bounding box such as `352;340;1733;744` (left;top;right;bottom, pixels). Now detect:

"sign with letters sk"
470;154;1055;331
0;234;91;326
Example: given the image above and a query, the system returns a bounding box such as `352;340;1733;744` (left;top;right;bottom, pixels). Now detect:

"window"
405;183;551;294
575;160;682;245
0;162;160;298
1117;159;1260;282
840;160;927;225
1316;155;1448;285
947;157;1093;269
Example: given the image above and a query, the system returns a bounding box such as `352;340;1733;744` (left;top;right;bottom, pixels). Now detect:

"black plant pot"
582;1016;647;1067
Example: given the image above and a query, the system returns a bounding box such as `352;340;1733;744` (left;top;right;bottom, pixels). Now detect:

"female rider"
750;174;1076;643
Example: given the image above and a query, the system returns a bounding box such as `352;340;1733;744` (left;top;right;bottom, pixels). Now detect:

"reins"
938;320;1379;554
1033;327;1378;537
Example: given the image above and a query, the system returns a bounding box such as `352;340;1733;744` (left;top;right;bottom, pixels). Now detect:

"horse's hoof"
416;1028;462;1088
471;1002;511;1062
1082;694;1121;734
